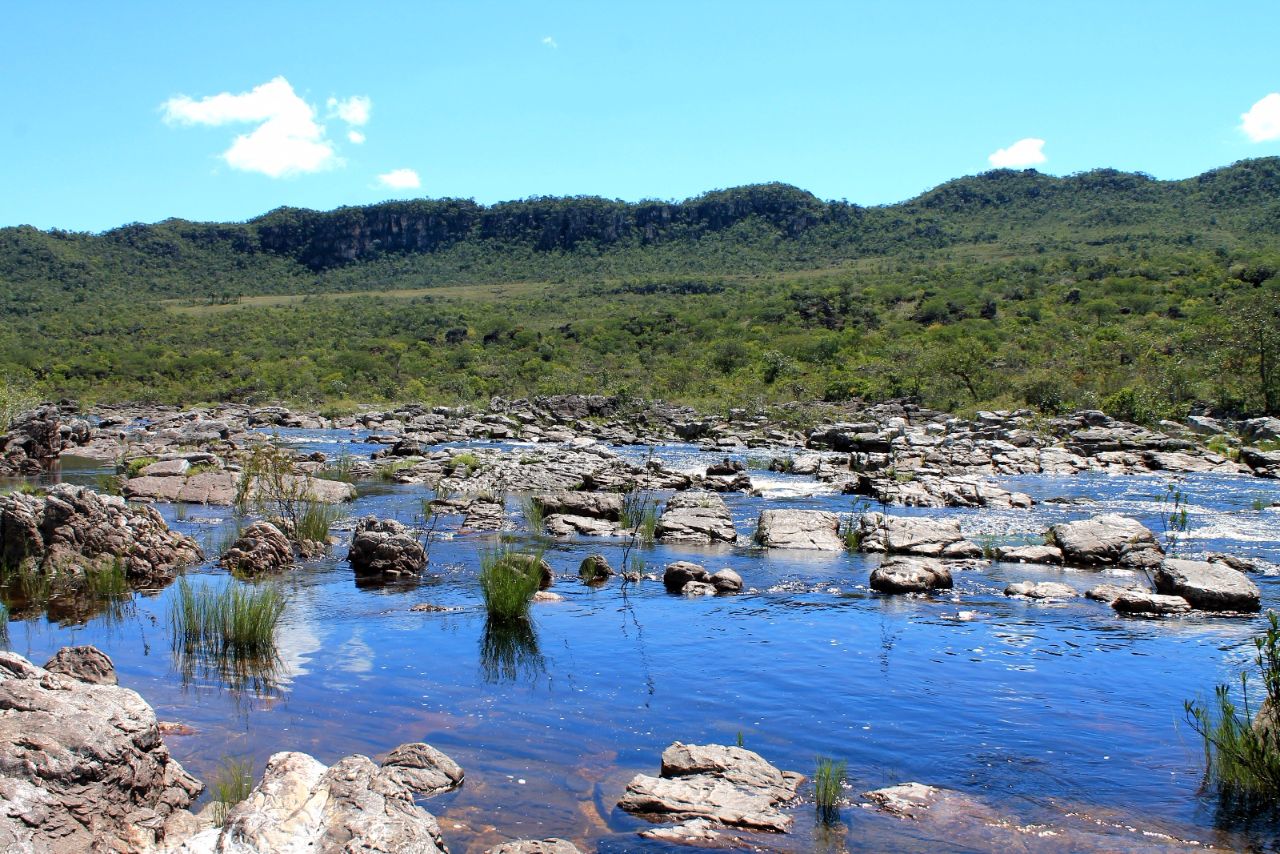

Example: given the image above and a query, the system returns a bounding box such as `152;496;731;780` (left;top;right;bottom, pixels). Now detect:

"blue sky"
3;1;1280;232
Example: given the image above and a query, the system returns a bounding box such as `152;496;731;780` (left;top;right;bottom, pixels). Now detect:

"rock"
1243;416;1280;443
1047;515;1163;568
754;509;843;551
1185;415;1225;435
532;590;564;602
578;553;614;582
655;491;738;545
189;744;455;853
140;458;191;477
499;553;555;590
485;840;583;854
1206;553;1262;574
618;742;804;833
543;514;619;537
347;516;427;578
710;568;743;593
856;513;981;558
1241;446;1280;477
43;645;117;685
996;544;1064;564
1085;583;1143;604
682;581;718;596
0;649;202;852
219;521;293;575
1004;581;1077;599
706;458;745;476
0;484;202;584
534;491;623;520
125;471;355;505
664;561;710;592
869;557;953;594
3;404;63;462
1111;591;1193;616
460;497;506;532
863;782;951;819
1154;558;1261;612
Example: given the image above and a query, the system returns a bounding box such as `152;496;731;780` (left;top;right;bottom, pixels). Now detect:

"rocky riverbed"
2;397;1280;851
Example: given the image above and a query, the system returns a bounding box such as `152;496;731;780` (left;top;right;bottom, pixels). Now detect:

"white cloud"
378;168;420;189
162;76;339;178
328;95;371;126
348;129;366;144
1241;93;1280;142
542;35;558;48
988;137;1047;169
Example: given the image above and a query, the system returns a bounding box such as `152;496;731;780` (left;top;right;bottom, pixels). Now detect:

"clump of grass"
1252;497;1270;512
814;756;846;822
317;451;355;483
449;451;481;476
377;459;416;481
82;560;129;601
976;532;1000;560
123;456;158;478
479;548;544;622
170;577;284;658
295;500;340;544
1185;610;1280;816
621;491;659;546
209;755;254;826
519;495;546;536
841;518;863;552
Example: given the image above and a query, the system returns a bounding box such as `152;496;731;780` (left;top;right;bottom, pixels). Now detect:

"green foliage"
169;577;284;659
813;756;846;822
1159;483;1191;557
1185;611;1280;815
295;501;339;545
841;518;862;552
479;548;544;622
124;456;158;477
376;459;416;481
448;452;480;476
520;495;546;536
620;491;658;546
0;372;39;432
209;756;254;826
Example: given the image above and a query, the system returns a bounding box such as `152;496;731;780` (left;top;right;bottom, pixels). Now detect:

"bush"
1185;611;1280;816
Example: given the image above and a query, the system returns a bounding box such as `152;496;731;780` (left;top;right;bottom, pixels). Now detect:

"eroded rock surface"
1048;514;1163;568
219;520;293;575
870;557;953;594
1154;558;1261;612
856;513;981;558
347;516;427;578
656;492;738;545
754;509;842;551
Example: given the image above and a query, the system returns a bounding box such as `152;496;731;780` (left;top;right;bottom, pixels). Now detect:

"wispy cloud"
162;76;359;178
377;168;420;190
988;137;1047;169
542;35;558;48
328;95;371;127
1241;93;1280;142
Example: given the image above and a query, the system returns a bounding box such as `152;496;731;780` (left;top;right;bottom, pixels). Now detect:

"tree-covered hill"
2;159;1278;417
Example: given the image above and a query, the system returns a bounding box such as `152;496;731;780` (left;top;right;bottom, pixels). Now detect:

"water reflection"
480;617;546;684
173;645;284;700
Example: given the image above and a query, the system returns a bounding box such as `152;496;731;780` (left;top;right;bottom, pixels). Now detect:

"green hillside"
2;160;1279;418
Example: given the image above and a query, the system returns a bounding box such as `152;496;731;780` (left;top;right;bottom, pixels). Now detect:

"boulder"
1243;416;1280;443
485;841;583;854
0;649;202;852
856;513;981;558
139;458;191;477
1085;583;1143;604
578;553;614;583
534;491;622;520
655;492;739;545
664;561;710;592
543;514;619;537
705;458;745;476
869;557;953;594
710;569;743;593
347;517;427;578
618;742;804;833
1111;591;1192;616
1047;515;1163;568
754;509;843;551
125;471;355;505
219;521;293;576
174;743;458;853
1154;559;1261;612
1241;446;1280;477
682;580;718;596
1004;581;1077;600
3;405;63;462
0;484;202;584
996;544;1064;564
43;646;117;685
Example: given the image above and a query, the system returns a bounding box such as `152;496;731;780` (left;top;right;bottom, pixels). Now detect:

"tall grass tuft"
479;548;544;622
170;577;284;658
295;500;340;545
1185;610;1280;816
621;491;659;546
519;495;546;536
814;756;846;823
209;755;255;826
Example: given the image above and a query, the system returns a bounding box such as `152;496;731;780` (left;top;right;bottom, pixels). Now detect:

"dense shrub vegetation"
4;161;1280;417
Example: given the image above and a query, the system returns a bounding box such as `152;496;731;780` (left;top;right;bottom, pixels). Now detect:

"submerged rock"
655;491;738;545
347;516;427;578
754;509;843;551
870;557;953;594
219;520;293;576
0;648;202;852
169;742;459;853
0;483;202;584
1048;514;1163;568
856;513;981;558
1154;558;1261;612
618;742;804;833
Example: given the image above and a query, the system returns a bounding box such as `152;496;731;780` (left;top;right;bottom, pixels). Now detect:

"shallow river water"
8;431;1280;851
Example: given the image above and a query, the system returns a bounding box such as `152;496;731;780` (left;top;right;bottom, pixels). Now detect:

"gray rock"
1241;446;1280;477
1004;581;1077;600
664;561;709;592
655;492;738;545
534;491;623;520
139;458;191;477
485;840;583;854
996;544;1064;564
857;513;981;558
578;553;614;583
619;742;804;833
1111;591;1193;616
0;650;202;852
1047;515;1163;568
710;568;743;593
1084;583;1143;604
347;517;427;578
43;645;117;685
379;742;465;798
1243;416;1280;443
125;471;356;505
219;521;293;576
543;513;619;537
1154;558;1261;612
682;580;718;596
754;509;843;551
869;557;953;594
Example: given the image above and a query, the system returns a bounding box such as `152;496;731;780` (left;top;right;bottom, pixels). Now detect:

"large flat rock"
754;509;843;550
126;471;355;505
1154;558;1260;612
